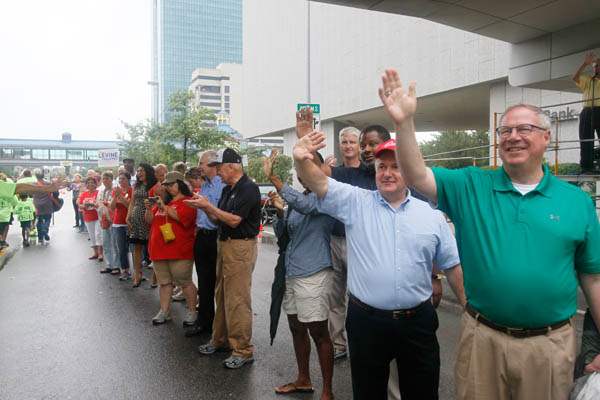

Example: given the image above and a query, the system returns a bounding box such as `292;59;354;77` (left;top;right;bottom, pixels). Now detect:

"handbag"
100;212;111;229
159;214;176;243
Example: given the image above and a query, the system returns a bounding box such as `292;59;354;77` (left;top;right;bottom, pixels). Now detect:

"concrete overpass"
312;0;600;92
242;0;600;165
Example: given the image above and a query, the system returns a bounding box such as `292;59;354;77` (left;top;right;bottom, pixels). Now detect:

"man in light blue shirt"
293;133;465;400
186;150;225;337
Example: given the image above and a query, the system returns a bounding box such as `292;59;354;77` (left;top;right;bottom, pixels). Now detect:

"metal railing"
420;97;600;209
421;97;600;172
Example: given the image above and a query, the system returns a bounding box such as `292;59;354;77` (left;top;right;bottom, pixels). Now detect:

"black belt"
465;303;570;339
348;293;428;319
219;236;256;242
196;228;217;235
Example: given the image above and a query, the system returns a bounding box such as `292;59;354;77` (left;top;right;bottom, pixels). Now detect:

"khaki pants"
211;238;257;358
328;235;348;352
455;311;575;400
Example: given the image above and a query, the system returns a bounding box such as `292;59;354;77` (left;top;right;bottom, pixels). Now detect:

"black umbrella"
269;216;290;345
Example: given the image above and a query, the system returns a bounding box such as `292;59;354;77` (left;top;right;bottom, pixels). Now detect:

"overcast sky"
0;0;151;141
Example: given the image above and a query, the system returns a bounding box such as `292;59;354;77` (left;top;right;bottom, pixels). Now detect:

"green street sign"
297;103;320;114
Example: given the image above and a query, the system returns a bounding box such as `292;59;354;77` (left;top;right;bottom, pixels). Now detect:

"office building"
151;0;242;123
189;63;242;132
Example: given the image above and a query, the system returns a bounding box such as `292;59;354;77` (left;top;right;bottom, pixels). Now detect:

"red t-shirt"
112;187;132;225
78;190;99;222
148;197;197;261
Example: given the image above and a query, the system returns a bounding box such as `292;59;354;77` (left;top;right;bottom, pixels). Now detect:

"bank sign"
543;106;579;122
98;149;120;168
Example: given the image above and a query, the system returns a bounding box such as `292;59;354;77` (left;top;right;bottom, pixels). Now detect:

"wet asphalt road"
2;198;573;400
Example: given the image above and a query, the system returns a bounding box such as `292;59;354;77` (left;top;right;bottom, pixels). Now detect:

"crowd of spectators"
1;64;599;400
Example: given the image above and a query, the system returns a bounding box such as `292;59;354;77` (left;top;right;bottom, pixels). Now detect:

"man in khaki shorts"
264;153;336;399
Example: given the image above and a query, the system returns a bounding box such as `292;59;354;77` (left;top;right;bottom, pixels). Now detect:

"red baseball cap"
374;139;396;158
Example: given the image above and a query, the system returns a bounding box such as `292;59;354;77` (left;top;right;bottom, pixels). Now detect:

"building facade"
242;0;599;167
189;63;243;132
152;0;243;123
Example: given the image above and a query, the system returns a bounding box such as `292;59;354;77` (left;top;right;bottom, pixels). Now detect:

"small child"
14;194;36;247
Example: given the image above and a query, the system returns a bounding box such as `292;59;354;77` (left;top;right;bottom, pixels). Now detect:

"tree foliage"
245;147;293;184
119;90;235;165
420;130;490;169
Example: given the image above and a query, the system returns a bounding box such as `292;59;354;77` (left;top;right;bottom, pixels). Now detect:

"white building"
189;63;243;132
242;0;600;166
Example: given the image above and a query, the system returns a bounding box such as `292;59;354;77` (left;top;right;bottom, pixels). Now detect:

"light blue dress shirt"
274;184;335;278
317;178;460;310
196;175;224;230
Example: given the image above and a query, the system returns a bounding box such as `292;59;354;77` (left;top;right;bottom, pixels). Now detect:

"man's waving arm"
379;69;437;202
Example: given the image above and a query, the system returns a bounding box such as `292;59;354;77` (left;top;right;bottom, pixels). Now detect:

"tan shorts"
153;259;194;286
283;268;333;323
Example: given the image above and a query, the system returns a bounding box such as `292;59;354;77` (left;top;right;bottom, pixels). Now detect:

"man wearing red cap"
292;132;466;399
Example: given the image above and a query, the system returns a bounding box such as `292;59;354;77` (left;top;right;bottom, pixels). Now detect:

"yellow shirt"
576;74;600;107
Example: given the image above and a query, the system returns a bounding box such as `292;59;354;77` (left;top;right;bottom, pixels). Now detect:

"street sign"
98;149;120;168
297;103;321;130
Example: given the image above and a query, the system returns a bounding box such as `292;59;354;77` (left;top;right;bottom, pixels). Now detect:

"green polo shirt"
433;165;600;328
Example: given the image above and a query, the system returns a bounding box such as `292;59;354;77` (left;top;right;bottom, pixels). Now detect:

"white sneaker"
152;309;171;325
171;290;185;302
183;310;198;327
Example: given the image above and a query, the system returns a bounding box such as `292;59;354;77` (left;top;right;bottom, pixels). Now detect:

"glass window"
200;85;220;94
225;86;230;93
225;96;230;101
31;149;49;160
200;102;221;108
67;150;84;160
14;148;31;160
49;149;66;160
86;150;98;160
200;94;221;101
1;148;13;159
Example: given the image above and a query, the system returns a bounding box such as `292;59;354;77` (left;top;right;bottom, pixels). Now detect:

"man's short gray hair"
500;103;552;130
338;126;360;142
199;150;217;162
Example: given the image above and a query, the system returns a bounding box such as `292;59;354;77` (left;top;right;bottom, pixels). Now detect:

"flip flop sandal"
274;383;314;394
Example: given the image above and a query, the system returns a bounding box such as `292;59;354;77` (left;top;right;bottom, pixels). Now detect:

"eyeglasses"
495;124;547;137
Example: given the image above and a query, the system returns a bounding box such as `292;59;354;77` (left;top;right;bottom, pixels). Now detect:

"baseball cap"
374;139;396;158
208;148;242;165
163;171;185;184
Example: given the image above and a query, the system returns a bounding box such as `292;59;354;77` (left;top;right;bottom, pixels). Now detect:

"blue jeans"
111;226;130;270
102;226;117;268
36;214;52;241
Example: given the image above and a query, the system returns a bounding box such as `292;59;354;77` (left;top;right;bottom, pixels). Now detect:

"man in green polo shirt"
377;69;600;400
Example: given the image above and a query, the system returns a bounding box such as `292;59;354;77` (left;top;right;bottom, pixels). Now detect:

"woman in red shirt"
78;177;103;261
110;172;132;280
144;171;197;326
